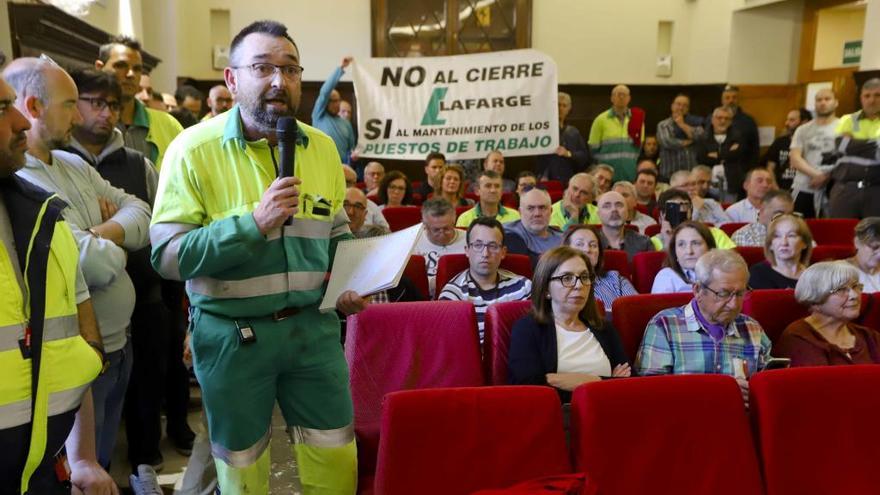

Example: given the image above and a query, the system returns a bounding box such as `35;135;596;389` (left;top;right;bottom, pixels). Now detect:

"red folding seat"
806;218;858;245
631;250;668;294
345;301;484;491
501;192;518;208
611;293;692;361
751;365;880;495
455;205;472;220
571;375;763;495
375;386;571;495
380;206;421;232
435;253;533;298
810;244;856;263
857;293;880;330
401;255;429;300
741;289;808;345
644;223;661;237
483;301;531;385
602;249;631;280
539;180;563;192
720;221;748;237
734;246;765;267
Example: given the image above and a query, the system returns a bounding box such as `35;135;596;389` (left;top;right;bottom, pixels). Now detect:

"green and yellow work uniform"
549;200;599;230
0;175;101;494
455;202;520;228
123;98;184;171
150;106;356;494
588;108;643;182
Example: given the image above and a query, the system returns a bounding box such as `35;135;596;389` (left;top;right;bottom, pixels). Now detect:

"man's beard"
239;89;298;133
816;108;834;118
74;126;112;146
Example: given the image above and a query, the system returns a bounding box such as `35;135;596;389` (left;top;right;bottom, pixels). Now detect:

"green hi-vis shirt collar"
221;105;310;150
475;202;510;218
132;98;150;129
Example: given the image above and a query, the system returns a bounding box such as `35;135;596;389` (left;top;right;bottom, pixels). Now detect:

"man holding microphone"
150;20;365;494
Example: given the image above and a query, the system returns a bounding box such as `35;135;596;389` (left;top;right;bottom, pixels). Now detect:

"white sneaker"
130;464;163;495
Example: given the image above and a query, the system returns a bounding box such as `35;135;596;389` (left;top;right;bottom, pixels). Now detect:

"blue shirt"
311;66;356;163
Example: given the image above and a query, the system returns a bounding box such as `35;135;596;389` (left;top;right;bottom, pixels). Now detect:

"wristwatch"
87;227;102;239
86;340;109;374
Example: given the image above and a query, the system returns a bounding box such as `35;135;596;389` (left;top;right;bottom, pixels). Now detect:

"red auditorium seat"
345;301;484;490
435;253;533;298
374;386;572;495
644;224;660;237
806;218;858;245
741;289;809;345
402;255;429;300
751;365;880;495
539;180;563;192
367;194;380;204
464;192;480;203
720;222;747;237
455;205;472;219
549;190;563;202
501;192;518;208
381;206;421;232
611;293;692;361
810;244;856;263
483;301;531;385
631;251;668;294
602;249;631;280
857;293;880;330
571;375;763;495
734;246;766;267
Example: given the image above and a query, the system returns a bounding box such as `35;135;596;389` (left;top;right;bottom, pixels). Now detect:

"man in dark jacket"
697;106;746;201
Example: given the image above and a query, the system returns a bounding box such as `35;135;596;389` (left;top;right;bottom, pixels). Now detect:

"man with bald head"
343;164;388;231
202;84;233;121
596;190;653;261
549;172;600;229
364;160;384;196
504;187;561;267
312;56;356;165
589;84;643;183
6;57;151;471
535;91;591;185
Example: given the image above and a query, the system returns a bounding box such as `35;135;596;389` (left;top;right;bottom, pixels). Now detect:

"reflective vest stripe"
0;383;90;429
265;218;333;241
187;271;325;299
0;314;78;352
211;427;271;468
150;222;197;281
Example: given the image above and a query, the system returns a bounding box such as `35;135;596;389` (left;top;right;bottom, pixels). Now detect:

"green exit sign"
843;40;862;65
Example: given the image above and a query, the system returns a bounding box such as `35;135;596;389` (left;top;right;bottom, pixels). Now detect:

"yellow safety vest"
0;177;101;493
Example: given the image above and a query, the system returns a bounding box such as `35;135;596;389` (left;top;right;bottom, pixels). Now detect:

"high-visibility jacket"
0;176;101;493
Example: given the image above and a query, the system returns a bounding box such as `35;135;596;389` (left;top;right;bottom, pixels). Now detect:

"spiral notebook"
319;223;424;312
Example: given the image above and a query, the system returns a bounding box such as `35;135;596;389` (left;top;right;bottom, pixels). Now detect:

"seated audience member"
564;225;638;313
516;170;537;196
591;164;615;195
475;150;515;193
612;181;656;234
847;217;880;292
508;246;631;401
344;165;389;230
651;189;735;251
731;190;794;247
416;152;445;198
725;168;774;223
456;170;521;227
344;187;380;235
433;163;474;207
688;166;731;224
363;161;385;196
549;172;600;229
634;168;658;213
439;217;532;342
354;225;424;302
652;221;716;294
749;213;812;290
639;135;660;163
691;164;721;201
778;261;880;366
378;170;414;209
414;198;467;297
535;91;591;185
636;250;772;403
505;187;562;267
596;191;654;261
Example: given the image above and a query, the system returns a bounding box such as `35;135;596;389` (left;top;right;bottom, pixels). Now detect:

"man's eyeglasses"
343;201;366;211
468;242;502;253
232;63;305;80
521;184;547;193
78;97;121;113
701;284;751;302
829;282;864;297
550;273;593;288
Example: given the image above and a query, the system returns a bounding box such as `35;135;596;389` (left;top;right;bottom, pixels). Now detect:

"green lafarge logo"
421;87;448;126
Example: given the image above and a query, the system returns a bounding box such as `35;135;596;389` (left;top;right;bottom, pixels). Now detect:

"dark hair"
175;84;204;104
230;21;298;66
562;224;606;276
665;221;715;282
763;189;793;205
478;169;501;182
744;167;772;183
517;170;537;180
69;68;122;101
150;89;164;102
378;170;412;206
425;151;446;165
170;107;198;128
98;35;142;62
797;108;812;123
531;246;602;329
636;168;658;181
658;188;691;218
465;216;505;246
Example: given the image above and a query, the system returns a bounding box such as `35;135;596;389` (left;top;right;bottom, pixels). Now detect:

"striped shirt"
438;268;532;342
594;270;638;312
635;301;772;377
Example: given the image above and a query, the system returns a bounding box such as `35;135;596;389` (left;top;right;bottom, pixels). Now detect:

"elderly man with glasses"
636;249;772;406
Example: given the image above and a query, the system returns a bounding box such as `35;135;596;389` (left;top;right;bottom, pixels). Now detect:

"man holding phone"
650;189;736;251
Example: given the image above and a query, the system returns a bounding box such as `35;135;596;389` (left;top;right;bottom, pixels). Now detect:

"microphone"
276;117;297;225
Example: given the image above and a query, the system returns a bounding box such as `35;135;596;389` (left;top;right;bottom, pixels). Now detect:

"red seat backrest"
367;194;380;204
402;255;429;301
806;218;858;245
464;192;480;202
381;206;421;232
571;375;763;495
857;293;880;330
540;180;563;192
611;293;693;362
345;301;484;483
603;250;631;280
750;365;880;495
435;253;533;299
455;205;472;220
741;289;809;345
549;190;563;203
734;246;766;267
375;386;572;495
644;224;661;237
483;301;531;385
810;244;856;263
501;192;518;208
720;222;748;237
631;251;668;294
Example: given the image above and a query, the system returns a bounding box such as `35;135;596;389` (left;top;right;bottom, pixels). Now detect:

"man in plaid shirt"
636;249;771;405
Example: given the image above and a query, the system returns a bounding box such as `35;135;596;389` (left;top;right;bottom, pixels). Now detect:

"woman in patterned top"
432;163;474;207
562;225;637;314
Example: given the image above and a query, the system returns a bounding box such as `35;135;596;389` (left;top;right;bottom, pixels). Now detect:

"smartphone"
664;202;688;228
763;358;792;371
